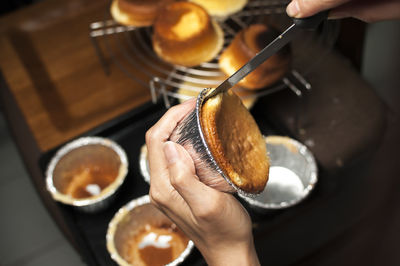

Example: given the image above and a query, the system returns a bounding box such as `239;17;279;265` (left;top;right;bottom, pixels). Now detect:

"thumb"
286;0;350;18
163;141;197;178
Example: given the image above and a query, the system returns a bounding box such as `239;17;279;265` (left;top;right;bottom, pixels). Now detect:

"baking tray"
39;93;384;266
37;97;286;265
3;0;387;264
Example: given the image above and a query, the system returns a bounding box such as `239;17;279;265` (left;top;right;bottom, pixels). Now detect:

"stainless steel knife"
205;11;328;100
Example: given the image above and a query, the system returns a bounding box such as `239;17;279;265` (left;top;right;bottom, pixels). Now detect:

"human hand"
145;99;260;266
286;0;400;22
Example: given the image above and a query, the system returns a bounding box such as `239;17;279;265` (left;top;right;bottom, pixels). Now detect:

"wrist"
199;239;260;266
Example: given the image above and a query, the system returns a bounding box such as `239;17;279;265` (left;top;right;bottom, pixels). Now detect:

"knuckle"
165;104;188;122
194;198;222;220
149;187;166;206
145;125;160;144
296;0;307;12
167;104;181;114
145;127;154;144
149;195;158;207
169;172;185;188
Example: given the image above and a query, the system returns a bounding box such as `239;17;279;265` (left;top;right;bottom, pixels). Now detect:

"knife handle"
292;11;329;30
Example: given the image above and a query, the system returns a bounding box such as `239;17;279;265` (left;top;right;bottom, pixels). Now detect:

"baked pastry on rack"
110;0;175;27
152;2;224;67
189;0;248;18
219;23;291;90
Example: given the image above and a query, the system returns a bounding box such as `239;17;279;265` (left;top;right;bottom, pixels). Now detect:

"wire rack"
89;0;340;108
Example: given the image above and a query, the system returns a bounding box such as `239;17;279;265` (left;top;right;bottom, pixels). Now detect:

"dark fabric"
258;36;386;172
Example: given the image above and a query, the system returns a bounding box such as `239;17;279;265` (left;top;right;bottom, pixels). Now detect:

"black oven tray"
37;97;285;265
38;98;345;266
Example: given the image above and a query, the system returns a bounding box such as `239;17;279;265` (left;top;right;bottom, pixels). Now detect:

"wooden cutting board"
0;0;158;152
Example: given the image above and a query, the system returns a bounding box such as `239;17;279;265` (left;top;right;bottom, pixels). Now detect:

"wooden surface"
0;0;152;152
0;0;157;259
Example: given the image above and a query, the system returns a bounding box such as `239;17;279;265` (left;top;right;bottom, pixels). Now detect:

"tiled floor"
0;113;86;266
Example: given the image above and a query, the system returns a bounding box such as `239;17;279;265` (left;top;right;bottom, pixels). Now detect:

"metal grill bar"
89;1;339;109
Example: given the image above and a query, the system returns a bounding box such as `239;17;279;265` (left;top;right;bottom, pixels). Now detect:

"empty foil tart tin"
240;136;318;210
46;137;128;212
107;195;194;266
139;144;150;184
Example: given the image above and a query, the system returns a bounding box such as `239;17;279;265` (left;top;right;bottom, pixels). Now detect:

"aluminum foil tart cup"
170;87;263;196
139;144;150;184
46;137;128;213
239;136;318;210
106;195;194;266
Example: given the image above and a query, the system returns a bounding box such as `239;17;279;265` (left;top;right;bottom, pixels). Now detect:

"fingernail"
286;0;300;17
164;141;179;164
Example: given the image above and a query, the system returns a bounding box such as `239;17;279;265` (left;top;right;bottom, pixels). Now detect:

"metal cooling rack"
89;0;339;108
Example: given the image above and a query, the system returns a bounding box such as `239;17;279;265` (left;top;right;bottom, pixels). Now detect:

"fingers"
163;141;224;218
286;0;350;18
146;99;197;232
149;141;196;237
146;98;196;187
146;98;195;149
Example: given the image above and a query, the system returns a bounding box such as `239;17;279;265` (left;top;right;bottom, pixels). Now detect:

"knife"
205;11;328;100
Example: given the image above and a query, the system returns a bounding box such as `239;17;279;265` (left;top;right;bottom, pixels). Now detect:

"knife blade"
205;11;328;100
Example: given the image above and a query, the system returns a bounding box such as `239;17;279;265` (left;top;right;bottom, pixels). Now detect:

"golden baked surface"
219;23;291;90
189;0;248;17
111;0;174;26
200;89;269;193
152;2;223;67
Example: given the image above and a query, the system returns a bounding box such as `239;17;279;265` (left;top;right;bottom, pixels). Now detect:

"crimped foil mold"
45;136;128;212
106;195;194;266
239;136;318;210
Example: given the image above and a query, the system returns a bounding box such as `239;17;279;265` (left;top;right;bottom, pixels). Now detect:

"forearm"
199;240;260;266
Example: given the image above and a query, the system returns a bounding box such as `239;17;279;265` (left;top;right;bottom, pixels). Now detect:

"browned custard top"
200;90;269;193
218;23;291;90
152;1;223;67
154;2;211;42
